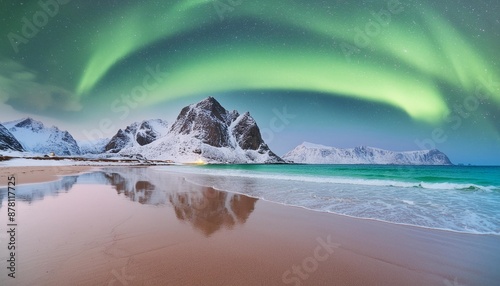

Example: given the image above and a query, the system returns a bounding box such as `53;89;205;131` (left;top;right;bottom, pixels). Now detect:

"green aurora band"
72;0;498;122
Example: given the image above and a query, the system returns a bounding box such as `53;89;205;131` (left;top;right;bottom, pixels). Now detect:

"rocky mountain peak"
170;97;235;147
12;117;45;131
105;119;169;153
0;123;24;152
195;96;230;121
118;97;284;163
232;112;263;150
2;117;80;156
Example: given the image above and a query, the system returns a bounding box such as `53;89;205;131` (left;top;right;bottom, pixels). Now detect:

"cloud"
0;59;82;113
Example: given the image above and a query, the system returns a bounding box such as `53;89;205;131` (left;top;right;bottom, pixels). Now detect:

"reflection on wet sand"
100;168;258;236
0;167;258;236
0;175;78;207
169;187;257;236
103;172;157;205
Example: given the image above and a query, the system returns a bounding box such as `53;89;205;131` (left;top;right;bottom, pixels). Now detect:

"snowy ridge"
283;142;452;165
78;138;110;155
2;100;453;165
104;119;169;153
3;118;80;156
119;97;284;163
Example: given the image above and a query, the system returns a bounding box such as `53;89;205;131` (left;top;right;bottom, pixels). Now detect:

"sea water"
158;164;500;235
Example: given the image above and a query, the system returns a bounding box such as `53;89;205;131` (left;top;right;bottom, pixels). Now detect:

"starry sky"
0;0;499;164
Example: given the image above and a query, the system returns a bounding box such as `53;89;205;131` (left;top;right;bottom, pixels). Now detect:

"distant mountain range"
282;142;452;165
1;97;452;165
2;118;80;156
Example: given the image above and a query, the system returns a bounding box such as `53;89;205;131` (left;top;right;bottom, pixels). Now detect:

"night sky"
0;0;499;164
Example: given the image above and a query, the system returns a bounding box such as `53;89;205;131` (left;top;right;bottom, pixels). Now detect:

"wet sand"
0;166;93;187
1;166;499;285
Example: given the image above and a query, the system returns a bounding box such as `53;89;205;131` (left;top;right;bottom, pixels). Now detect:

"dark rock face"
166;97;284;163
136;120;166;146
105;119;169;153
105;129;132;153
232;112;263;150
170;97;237;147
13;118;43;131
110;97;283;163
0;124;24;152
170;97;283;162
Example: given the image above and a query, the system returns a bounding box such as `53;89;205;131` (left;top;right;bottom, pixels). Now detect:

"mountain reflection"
101;168;258;236
169;187;257;236
0;175;78;207
102;172;158;205
0;167;258;236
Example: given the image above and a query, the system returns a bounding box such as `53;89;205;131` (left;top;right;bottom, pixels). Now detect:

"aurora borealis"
0;0;499;164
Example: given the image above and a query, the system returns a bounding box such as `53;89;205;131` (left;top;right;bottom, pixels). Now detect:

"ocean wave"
161;167;497;192
157;166;500;236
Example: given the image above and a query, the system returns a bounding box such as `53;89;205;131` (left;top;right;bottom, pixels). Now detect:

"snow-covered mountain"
104;119;169;153
0;123;24;152
2;118;81;156
78;138;109;155
119;97;284;163
283;142;452;165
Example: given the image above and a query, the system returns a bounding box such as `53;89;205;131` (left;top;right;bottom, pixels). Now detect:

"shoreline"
251;199;500;238
161;166;500;238
171;171;500;285
1;166;499;285
256;198;500;238
0;166;94;187
3;164;498;237
2;164;499;237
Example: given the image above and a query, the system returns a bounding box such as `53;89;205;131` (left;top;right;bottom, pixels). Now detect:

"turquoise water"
198;165;500;189
159;165;500;235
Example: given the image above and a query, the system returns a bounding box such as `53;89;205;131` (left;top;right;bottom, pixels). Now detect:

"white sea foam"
158;166;496;192
156;166;500;236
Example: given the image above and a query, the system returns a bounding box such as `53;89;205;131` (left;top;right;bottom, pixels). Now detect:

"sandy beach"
0;166;499;286
0;166;93;187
